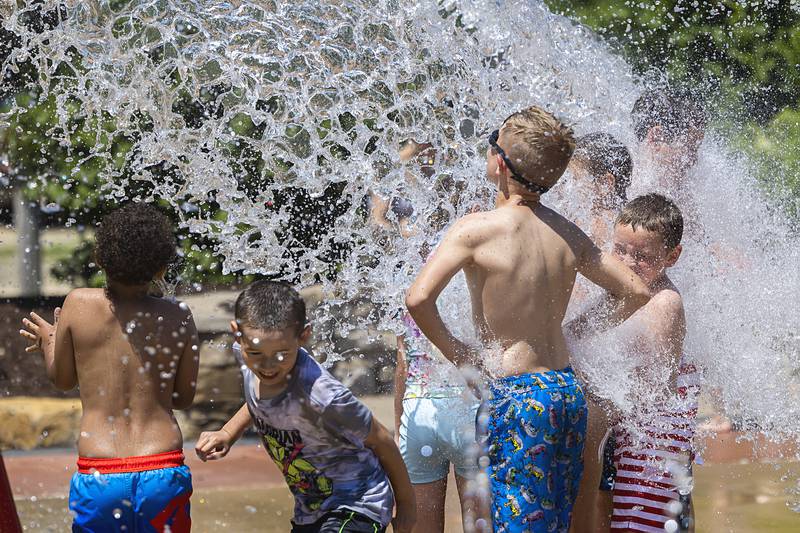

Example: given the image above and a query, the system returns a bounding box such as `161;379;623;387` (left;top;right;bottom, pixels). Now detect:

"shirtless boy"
20;203;199;532
568;194;697;532
406;106;651;532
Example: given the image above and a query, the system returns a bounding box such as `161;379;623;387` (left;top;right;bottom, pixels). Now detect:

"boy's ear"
646;125;664;146
299;324;313;345
665;244;682;267
602;172;616;191
230;320;240;336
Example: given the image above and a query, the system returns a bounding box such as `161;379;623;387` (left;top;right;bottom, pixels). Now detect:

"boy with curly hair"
20;203;199;533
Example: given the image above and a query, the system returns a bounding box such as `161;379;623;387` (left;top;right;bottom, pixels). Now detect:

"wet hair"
95;203;177;284
573;132;633;202
501;106;576;188
631;88;707;142
616;193;684;249
235;280;307;336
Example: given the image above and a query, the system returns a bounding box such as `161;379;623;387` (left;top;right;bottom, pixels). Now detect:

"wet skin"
407;126;651;377
21;284;200;458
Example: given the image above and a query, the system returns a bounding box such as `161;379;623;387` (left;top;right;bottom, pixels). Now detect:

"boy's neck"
649;273;672;291
495;190;541;208
106;280;152;299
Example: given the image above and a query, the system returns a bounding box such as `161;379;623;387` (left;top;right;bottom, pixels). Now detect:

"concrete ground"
6;396;800;532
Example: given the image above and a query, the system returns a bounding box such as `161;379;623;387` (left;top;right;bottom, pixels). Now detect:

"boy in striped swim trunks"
569;194;697;532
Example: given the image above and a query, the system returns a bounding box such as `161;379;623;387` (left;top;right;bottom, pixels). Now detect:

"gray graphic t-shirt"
235;345;394;526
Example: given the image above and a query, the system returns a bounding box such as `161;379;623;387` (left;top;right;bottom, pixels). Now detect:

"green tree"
1;3;351;289
546;0;800;213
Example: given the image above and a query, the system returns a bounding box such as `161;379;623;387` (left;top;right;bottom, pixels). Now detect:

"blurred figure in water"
568;132;633;247
566;132;634;533
632;88;706;194
383;140;491;533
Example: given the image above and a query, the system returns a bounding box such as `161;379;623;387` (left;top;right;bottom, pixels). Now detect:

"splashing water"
2;0;800;509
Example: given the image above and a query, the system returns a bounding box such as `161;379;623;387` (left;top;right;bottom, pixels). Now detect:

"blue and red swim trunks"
69;449;192;533
484;367;587;533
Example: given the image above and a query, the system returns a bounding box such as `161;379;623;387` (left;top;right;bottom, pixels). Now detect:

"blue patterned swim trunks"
484;367;587;533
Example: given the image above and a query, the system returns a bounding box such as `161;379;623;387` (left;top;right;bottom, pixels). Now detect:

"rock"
0;397;81;450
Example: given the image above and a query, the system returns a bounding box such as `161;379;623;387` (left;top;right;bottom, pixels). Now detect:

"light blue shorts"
399;396;481;484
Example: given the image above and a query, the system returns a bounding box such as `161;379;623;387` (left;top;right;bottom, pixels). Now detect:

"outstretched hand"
20;308;60;353
195;429;234;462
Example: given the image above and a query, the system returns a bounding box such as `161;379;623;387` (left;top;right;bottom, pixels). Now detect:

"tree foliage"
0;2;351;289
546;1;800;122
546;0;800;212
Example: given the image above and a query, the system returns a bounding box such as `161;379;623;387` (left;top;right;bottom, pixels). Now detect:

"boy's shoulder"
644;281;684;319
293;350;356;410
65;287;104;303
303;352;354;410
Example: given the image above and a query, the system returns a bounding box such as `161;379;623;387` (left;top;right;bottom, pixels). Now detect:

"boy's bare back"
418;199;642;377
460;202;588;374
59;288;199;458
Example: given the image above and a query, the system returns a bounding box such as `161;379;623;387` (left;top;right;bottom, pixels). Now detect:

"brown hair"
573;132;633;203
95;203;177;284
616;193;683;249
235;280;307;335
631;88;707;142
501;106;576;188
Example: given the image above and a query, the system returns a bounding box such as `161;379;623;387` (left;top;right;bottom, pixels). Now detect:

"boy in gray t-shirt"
196;281;415;533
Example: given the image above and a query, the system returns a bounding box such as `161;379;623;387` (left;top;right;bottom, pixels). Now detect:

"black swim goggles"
488;129;551;195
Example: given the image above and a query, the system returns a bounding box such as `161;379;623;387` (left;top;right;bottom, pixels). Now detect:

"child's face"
567;159;614;206
612;223;681;286
645;126;703;177
234;324;310;387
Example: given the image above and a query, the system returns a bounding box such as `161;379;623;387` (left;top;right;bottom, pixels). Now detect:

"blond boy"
406;106;650;532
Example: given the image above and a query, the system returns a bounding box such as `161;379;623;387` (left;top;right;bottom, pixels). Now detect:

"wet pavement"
6;395;800;531
11;463;800;532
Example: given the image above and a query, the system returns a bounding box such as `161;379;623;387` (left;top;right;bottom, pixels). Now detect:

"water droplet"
420;445;433;457
663;519;678;533
112;508;122;519
244;505;257;513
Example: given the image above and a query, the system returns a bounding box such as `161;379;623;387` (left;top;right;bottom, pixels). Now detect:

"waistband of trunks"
490;366;578;395
77;449;185;474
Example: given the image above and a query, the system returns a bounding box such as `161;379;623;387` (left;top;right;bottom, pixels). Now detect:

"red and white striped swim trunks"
610;361;700;532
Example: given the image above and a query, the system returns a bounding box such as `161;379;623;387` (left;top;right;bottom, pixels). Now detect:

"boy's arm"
364;418;416;533
405;217;480;366
219;402;253;442
195;403;252;461
172;305;200;410
631;290;686;367
568;238;651;339
22;293;78;391
394;336;408;440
